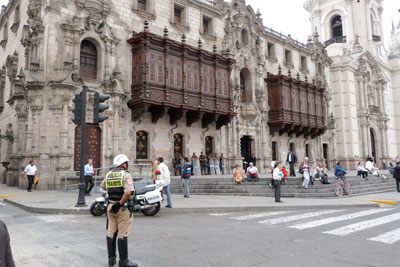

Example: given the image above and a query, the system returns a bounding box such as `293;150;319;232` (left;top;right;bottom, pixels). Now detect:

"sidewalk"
1;184;398;215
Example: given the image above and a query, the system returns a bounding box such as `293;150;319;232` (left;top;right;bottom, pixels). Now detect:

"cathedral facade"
0;0;398;189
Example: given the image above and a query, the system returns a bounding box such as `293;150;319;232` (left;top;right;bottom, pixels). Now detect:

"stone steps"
170;176;396;198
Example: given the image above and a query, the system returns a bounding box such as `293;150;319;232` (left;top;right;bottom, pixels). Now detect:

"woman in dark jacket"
393;162;400;193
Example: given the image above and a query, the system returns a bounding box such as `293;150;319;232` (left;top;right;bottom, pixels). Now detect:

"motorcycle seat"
136;185;156;195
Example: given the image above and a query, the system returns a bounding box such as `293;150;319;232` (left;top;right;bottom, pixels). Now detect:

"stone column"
365;124;371;156
346;0;354;43
361;123;367;157
60;104;69;153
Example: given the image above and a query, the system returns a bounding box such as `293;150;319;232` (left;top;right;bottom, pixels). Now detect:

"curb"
4;198;379;215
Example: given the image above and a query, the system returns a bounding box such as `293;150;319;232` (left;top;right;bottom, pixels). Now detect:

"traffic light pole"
76;85;88;207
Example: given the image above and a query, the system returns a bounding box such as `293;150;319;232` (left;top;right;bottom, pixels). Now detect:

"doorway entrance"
370;128;376;162
323;143;329;169
240;136;252;170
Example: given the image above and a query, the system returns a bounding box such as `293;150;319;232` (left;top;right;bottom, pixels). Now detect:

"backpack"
299;164;304;174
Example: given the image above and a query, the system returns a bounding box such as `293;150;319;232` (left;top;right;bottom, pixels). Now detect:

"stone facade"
0;0;397;189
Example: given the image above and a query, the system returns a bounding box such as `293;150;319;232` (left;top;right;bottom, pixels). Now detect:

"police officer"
100;154;138;267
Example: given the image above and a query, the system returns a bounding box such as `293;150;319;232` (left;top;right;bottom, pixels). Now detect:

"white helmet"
113;154;129;167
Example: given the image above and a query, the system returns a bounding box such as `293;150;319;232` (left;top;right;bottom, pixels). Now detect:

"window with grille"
203;16;211;34
80;40;97;80
138;0;147;11
174;6;183;24
136;131;148;159
331;15;343;38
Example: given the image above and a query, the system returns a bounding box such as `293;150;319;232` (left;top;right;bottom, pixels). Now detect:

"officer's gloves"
110;202;121;214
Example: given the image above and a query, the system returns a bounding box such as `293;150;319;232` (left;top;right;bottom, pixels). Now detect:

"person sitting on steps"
246;163;259;182
314;163;331;184
334;162;347;179
357;162;369;180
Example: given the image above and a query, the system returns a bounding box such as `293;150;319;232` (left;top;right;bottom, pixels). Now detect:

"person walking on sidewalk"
24;160;37;192
286;149;297;177
299;157;311;189
84;159;95;196
393;161;400;192
0;220;15;267
181;157;191;198
157;157;172;208
100;154;138;267
273;162;283;203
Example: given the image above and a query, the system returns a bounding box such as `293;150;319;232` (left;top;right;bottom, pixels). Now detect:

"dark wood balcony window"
174;6;182;24
136;131;148;159
80;40;97;80
138;0;147;11
127;30;234;129
266;73;326;138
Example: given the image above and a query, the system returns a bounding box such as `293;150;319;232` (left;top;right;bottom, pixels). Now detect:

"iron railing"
62;163;152;192
264;26;308;49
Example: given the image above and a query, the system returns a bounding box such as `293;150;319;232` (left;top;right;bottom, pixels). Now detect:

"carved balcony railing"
266;73;326;138
127;31;235;129
324;36;347;47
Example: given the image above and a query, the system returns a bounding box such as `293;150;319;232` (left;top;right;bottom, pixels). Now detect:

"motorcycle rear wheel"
141;202;161;216
90;201;106;216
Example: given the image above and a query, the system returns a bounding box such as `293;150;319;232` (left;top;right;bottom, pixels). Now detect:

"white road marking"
0;202;5;207
232;211;292;221
289;208;392;230
324;212;400;236
37;215;75;223
368;228;400;244
258;210;343;225
209;213;231;217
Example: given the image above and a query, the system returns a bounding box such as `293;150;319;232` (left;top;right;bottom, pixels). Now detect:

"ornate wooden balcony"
266;73;326;138
127;31;234;129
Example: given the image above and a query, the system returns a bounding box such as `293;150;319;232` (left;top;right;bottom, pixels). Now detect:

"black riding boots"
118;237;138;267
106;236;117;266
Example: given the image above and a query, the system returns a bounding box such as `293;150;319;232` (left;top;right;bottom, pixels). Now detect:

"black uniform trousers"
274;180;281;202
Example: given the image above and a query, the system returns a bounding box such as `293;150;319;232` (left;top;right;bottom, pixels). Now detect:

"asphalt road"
1;201;399;267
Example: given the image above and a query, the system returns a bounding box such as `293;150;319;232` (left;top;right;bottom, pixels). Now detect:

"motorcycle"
90;180;165;217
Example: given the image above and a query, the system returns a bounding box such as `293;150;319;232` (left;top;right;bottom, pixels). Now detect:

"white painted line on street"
209;213;231;217
368;228;400;244
289;208;393;230
324;212;400;236
0;202;5;207
232;211;292;221
258;210;343;225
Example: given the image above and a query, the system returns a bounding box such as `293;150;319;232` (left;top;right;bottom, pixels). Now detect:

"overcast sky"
0;0;398;47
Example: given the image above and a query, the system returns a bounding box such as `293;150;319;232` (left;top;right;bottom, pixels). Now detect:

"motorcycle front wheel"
90;201;106;216
141;202;161;216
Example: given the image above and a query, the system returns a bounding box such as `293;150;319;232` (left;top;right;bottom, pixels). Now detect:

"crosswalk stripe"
258;210;342;225
232;211;292;221
289;208;392;230
0;202;5;207
368;228;400;244
324;212;400;236
209;213;231;217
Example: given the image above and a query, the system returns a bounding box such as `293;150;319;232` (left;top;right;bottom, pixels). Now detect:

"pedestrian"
220;153;226;174
84;159;95;196
157;157;172;208
393;161;400;193
100;154;137;267
181;157;191;198
24;160;38;192
251;154;257;167
281;165;288;184
286;148;297;177
151;159;159;184
357;162;369;180
0;220;15;267
299;157;311;189
273;162;283;203
199;152;207;175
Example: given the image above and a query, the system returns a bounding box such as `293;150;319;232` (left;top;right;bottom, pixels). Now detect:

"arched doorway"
174;134;184;156
240;136;252;169
370;128;376;162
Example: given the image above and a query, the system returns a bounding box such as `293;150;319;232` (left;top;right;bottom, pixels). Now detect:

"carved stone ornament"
74;0;111;24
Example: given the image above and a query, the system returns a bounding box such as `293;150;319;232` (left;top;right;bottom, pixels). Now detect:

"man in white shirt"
246;163;259;182
24;160;38;192
157;157;172;208
84;159;95;196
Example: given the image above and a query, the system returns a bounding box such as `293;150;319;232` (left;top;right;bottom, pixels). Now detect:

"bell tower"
304;0;385;57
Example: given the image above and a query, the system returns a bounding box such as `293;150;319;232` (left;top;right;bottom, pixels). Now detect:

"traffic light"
94;92;110;123
72;93;83;125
